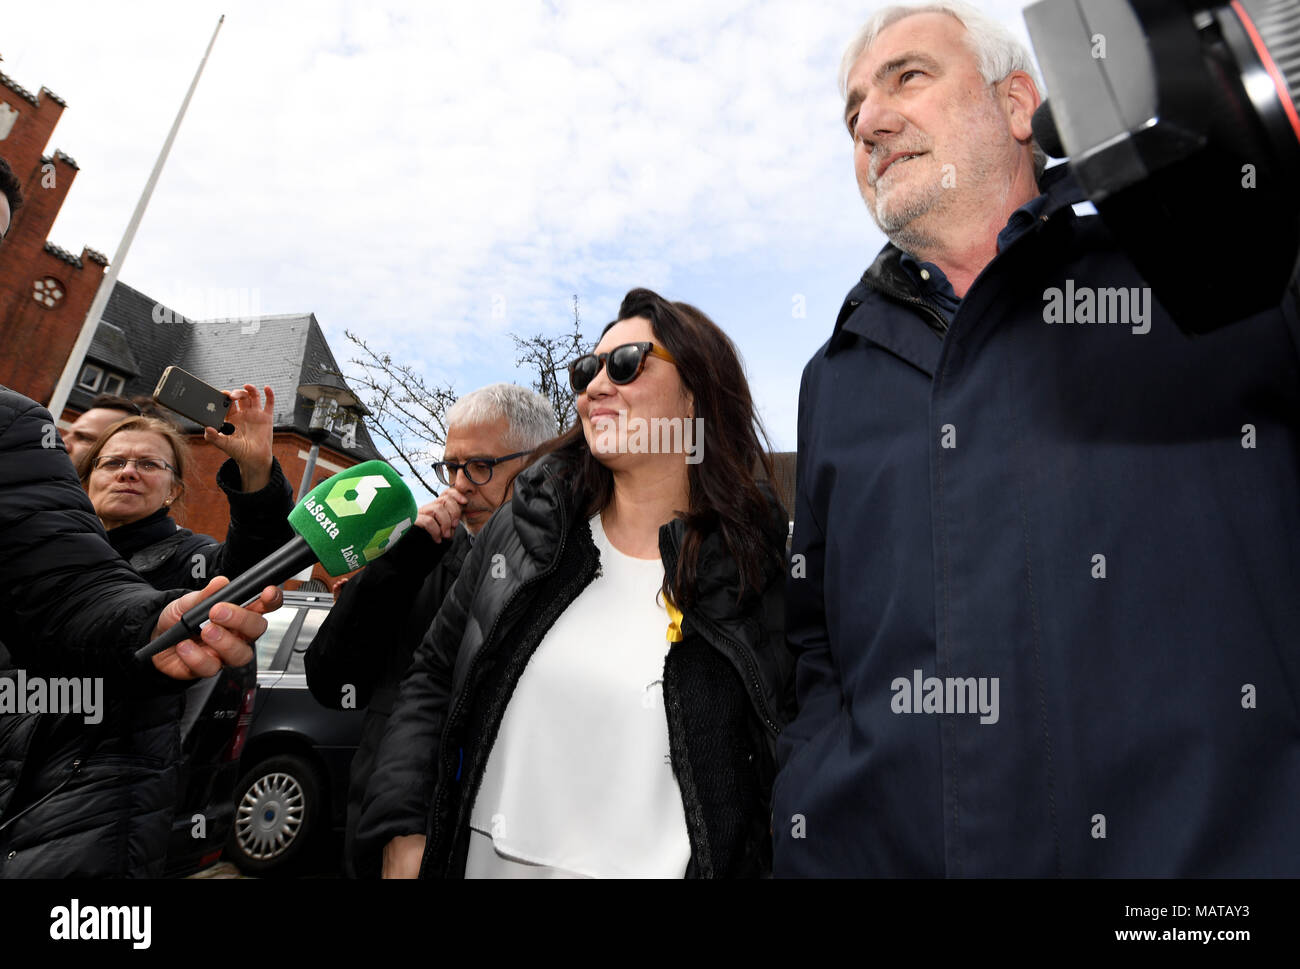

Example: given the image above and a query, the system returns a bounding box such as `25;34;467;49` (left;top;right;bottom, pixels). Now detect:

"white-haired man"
305;382;556;878
774;1;1300;876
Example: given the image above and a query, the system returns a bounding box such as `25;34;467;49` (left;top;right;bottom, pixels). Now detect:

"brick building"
0;69;107;402
0;66;385;584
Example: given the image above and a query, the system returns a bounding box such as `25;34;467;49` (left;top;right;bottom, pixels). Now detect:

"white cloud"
3;0;1045;450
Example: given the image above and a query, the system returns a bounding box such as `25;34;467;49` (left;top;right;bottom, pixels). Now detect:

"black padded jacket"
0;387;180;877
0;387;292;877
304;523;472;878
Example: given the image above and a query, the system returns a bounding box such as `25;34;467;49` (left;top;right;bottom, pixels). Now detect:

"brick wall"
0;71;104;406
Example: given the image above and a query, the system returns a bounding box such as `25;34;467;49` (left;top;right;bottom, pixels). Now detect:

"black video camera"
1025;0;1300;333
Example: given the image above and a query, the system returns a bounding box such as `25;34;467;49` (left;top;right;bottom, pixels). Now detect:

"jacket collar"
828;163;1090;375
507;455;575;571
105;507;177;558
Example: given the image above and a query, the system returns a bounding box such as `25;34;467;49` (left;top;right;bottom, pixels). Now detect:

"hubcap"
235;771;306;861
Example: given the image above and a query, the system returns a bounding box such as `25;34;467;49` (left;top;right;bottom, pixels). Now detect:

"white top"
465;513;691;878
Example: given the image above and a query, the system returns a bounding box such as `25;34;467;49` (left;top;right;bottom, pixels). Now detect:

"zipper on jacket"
691;612;779;735
422;471;571;876
862;277;949;338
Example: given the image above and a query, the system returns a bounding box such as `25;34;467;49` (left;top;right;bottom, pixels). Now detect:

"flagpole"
47;15;225;419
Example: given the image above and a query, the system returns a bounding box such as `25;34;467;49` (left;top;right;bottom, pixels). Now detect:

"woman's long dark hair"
532;288;784;610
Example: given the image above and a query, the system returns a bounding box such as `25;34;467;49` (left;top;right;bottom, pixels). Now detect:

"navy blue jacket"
773;166;1300;876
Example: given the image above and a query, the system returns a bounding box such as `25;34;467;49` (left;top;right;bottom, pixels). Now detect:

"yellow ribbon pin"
665;598;684;643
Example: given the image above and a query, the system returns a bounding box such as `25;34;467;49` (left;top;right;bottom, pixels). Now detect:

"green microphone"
135;460;417;661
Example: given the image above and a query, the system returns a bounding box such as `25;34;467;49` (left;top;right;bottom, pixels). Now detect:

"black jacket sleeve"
304;526;450;711
0;388;174;689
355;527;489;852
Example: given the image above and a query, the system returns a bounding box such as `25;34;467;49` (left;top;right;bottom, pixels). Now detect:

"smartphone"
153;366;234;433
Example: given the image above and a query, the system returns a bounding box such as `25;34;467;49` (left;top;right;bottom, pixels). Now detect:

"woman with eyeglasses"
75;386;292;591
360;288;793;878
26;384;294;876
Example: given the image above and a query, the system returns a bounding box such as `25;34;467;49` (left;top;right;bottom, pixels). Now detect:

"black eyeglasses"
432;451;531;487
567;342;677;393
93;456;177;476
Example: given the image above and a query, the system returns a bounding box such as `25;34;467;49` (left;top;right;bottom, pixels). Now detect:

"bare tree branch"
336;299;588;489
512;293;587;435
336;330;456;493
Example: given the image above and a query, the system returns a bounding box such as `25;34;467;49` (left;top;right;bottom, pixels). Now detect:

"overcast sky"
3;0;1039;467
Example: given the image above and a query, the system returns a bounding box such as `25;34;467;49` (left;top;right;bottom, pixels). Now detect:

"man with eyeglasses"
305;382;555;878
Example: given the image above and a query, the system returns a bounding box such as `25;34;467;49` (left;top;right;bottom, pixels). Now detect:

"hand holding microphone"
150;578;282;680
135;460;418;663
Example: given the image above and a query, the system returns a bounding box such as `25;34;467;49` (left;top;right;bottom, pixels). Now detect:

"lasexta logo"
362;517;413;562
324;474;391;517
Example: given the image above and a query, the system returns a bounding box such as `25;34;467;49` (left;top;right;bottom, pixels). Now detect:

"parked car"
224;591;363;875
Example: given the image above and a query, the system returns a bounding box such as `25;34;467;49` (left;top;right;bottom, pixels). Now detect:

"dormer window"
77;364;104;391
77;365;127;395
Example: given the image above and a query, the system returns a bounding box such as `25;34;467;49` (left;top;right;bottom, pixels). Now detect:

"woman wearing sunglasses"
361;288;793;878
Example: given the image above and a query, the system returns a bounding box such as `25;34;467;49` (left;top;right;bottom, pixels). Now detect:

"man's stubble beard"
867;170;945;255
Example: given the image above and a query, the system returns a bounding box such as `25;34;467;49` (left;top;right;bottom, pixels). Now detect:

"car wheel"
227;754;324;875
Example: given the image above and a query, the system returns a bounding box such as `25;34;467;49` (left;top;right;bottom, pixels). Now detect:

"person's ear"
999;70;1040;144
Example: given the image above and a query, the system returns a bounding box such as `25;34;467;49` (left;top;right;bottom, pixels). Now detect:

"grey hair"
446;382;556;452
840;0;1048;179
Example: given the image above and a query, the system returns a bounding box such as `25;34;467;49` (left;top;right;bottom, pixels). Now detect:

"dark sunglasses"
567;342;678;393
432;450;531;487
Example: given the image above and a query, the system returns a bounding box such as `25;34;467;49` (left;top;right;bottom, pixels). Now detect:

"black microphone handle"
134;535;317;663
